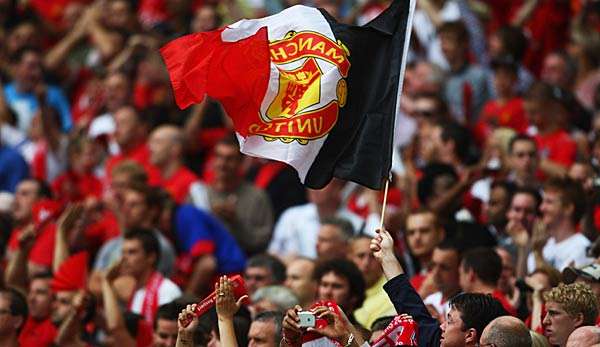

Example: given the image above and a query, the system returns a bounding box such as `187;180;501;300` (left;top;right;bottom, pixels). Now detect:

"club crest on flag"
249;30;350;145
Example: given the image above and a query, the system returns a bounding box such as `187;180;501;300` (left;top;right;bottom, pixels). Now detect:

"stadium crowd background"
1;0;600;346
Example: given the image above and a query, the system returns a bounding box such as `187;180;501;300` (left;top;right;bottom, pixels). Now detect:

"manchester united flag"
160;0;415;189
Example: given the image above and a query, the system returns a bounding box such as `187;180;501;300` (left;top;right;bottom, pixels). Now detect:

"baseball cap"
563;263;600;284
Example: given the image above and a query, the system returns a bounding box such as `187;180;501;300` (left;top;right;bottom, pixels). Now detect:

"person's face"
496;248;514;294
12;180;40;223
440;33;465;66
15;51;42;91
28;278;52;320
248;320;277;347
569;163;593;192
431;248;461;296
486;186;510;226
122;239;154;277
51;291;75;325
509;140;538;176
244;266;273;296
405;62;438;95
213;144;242;181
122;189;149;229
307;180;344;207
541;54;569;88
191;6;218;33
350;238;382;287
105;0;131;30
543;301;582;346
506;192;538;232
440;307;471;347
524;99;546;128
284;259;316;306
316;224;347;260
493;68;517;97
540;189;567;229
149;128;175;167
406;212;443;258
317;272;353;310
153;319;179;347
488;33;503;58
114;107;142;148
0;295;22;336
7;23;38;55
104;74;130;112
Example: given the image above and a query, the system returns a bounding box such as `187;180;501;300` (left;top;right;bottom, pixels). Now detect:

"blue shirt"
0;146;29;192
3;83;73;133
174;204;246;274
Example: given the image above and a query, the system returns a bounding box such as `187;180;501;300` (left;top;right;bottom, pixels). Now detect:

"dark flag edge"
304;0;416;190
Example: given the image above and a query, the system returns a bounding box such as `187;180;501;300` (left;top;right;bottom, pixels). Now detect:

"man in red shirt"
148;125;198;204
404;209;445;292
19;273;57;347
104;105;160;185
458;247;517;316
476;56;528;143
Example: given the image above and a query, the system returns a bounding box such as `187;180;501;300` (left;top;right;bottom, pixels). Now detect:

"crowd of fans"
1;0;600;346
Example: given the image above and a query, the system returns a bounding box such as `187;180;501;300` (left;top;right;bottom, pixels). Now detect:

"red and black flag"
160;0;415;189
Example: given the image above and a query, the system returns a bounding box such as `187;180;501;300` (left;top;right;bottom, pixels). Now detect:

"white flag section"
224;6;342;182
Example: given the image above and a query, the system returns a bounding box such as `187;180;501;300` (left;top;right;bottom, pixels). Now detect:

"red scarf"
129;272;164;322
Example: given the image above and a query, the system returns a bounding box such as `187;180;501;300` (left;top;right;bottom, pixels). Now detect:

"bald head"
149;125;185;167
480;316;531;347
566;326;600;347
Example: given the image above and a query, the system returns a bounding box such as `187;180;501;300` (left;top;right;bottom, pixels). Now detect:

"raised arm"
215;276;248;347
371;228;442;346
4;225;36;293
101;262;137;346
54;205;84;273
177;304;200;347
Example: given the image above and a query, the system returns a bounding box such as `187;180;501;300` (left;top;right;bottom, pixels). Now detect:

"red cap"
51;252;89;292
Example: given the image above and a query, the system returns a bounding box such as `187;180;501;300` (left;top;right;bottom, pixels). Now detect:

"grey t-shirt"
93;229;176;276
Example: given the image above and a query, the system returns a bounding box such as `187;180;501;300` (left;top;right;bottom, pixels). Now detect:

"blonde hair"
530;331;551;347
111;160;148;184
543;282;599;325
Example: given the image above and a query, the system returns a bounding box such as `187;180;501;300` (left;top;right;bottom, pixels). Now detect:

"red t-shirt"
162;166;198;204
19;317;57;347
475;98;528;143
52;170;103;205
410;273;427;292
84;210;121;249
492;290;517;316
534;130;577;168
8;224;56;269
104;143;161;185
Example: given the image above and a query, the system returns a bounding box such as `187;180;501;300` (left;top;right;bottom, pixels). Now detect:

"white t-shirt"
412;1;461;71
129;277;182;315
268;203;378;258
424;291;450;319
527;233;594;272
